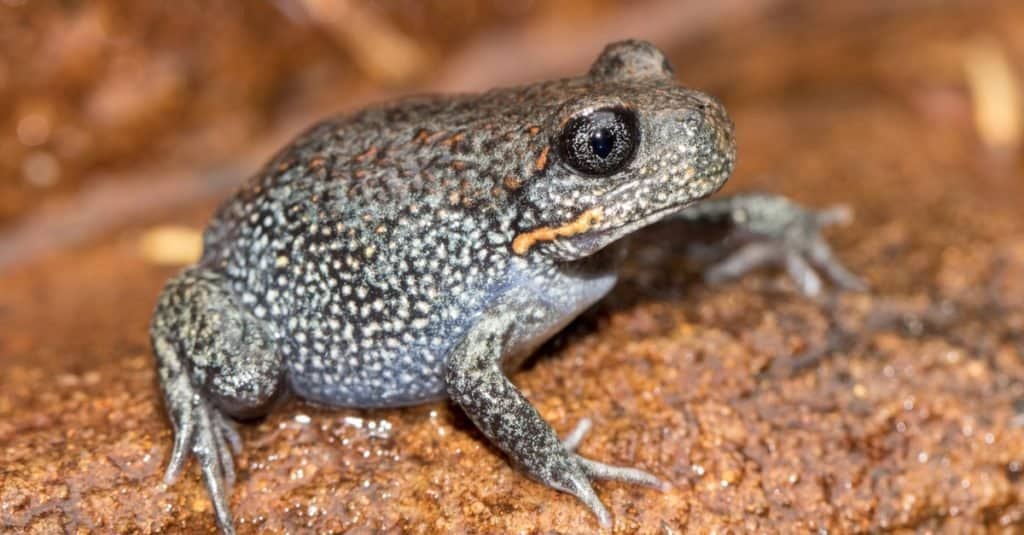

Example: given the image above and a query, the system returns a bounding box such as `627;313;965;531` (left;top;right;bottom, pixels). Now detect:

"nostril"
679;110;704;131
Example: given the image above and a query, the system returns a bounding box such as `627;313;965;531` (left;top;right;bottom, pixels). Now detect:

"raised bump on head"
588;39;675;81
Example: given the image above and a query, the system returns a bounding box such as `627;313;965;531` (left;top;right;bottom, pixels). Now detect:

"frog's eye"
558;107;639;176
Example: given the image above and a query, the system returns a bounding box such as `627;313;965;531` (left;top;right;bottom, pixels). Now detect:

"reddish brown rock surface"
3;1;1024;533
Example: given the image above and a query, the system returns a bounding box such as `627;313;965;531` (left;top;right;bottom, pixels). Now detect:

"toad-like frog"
151;40;864;532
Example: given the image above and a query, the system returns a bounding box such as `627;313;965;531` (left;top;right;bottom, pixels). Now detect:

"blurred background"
0;0;1021;269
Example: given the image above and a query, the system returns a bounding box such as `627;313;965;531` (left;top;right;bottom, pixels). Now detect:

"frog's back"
194;85;577;407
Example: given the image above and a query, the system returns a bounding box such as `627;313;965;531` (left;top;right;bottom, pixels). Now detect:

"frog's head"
512;40;736;261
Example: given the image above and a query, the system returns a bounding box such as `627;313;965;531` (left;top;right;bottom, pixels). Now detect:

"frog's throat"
511;208;604;255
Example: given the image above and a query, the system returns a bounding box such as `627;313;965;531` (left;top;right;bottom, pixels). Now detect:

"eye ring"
557;106;640;176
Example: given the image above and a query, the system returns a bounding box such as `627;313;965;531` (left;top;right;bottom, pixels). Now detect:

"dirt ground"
2;1;1024;533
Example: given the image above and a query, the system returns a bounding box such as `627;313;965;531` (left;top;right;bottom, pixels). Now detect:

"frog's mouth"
510;197;701;258
564;199;700;253
511;208;606;255
511;167;728;257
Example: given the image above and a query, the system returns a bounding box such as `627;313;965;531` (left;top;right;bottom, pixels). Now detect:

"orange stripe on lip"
511;208;604;255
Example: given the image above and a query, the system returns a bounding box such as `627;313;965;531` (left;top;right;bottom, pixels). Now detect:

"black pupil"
590;128;616;159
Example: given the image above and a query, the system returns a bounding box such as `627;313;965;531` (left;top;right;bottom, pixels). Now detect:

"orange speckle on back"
442;132;465;147
413;129;432;143
355;146;378;162
535;146;550;172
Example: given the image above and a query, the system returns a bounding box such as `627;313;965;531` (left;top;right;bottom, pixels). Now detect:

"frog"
150;40;864;533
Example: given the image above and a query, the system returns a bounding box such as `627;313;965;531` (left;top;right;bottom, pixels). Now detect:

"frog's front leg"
444;295;666;528
676;193;866;296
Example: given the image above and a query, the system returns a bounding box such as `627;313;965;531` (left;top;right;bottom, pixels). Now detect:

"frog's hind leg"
150;267;285;535
674;193;866;296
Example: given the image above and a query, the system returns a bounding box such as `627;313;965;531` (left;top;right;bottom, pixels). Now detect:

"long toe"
212;423;237;489
163;411;196;484
704;242;780;284
196;410;237;534
785;252;823;296
576;455;669;491
219;415;243;455
561;418;593;452
815;204;855;227
565;472;612;529
809;238;867;291
822;259;867;291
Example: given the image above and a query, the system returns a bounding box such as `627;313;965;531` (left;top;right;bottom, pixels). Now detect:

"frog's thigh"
152;267;285;420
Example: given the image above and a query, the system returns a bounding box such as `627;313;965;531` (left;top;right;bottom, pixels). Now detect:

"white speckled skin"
150;40;863;533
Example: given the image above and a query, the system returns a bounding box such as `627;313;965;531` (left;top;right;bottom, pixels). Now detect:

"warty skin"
150;40;864;532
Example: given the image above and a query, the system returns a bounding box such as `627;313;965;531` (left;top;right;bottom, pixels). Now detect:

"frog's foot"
562;417;669;491
540;418;667;524
704;203;866;296
162;373;240;534
543;418;666;527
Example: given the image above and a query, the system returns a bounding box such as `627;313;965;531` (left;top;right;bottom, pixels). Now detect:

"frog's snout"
657;96;736;197
687;95;736;159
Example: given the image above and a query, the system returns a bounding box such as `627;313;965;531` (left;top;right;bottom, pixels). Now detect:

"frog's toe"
575;456;668;490
806;235;868;292
780;236;865;297
800;205;867;293
561;417;593;452
219;416;243;455
163;392;239;534
561;418;670;492
815;203;855;227
784;251;824;296
163;402;195;484
562;472;612;528
211;414;237;489
194;405;238;535
703;242;781;285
